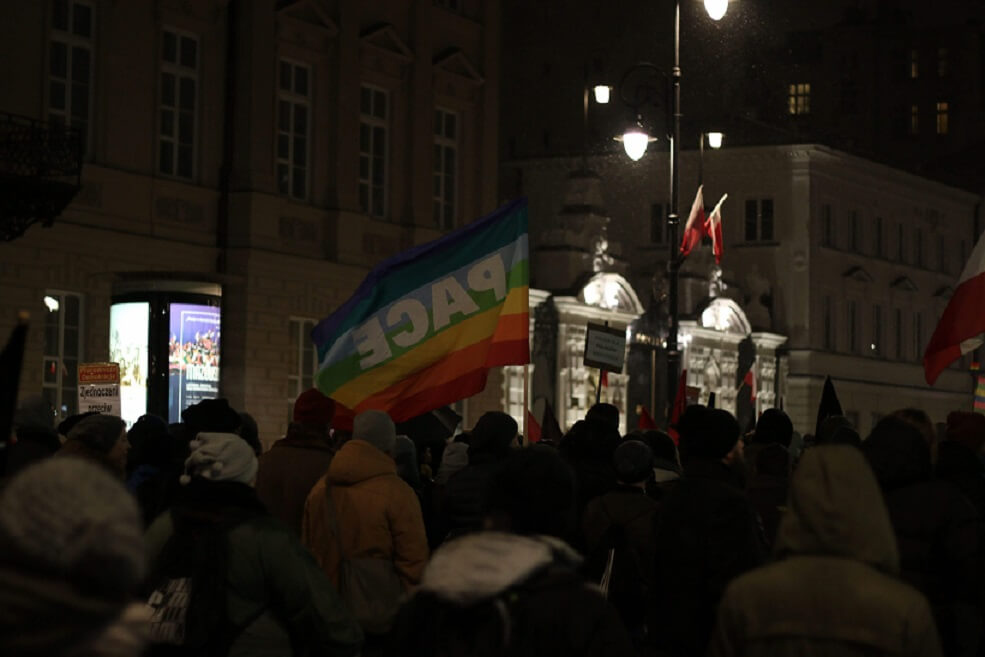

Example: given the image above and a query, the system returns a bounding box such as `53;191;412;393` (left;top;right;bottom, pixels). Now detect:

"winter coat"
301;439;429;590
390;531;636;657
440;457;504;539
651;459;767;656
256;425;335;536
710;445;942;657
145;480;363;657
581;485;659;589
937;440;985;520
864;427;984;656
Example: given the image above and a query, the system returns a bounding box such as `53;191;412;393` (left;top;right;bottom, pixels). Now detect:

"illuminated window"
359;84;389;218
433;107;458;229
910;49;919;78
159;28;198;179
787;83;810;115
276;59;311;200
48;0;93;155
287;318;317;422
42;291;84;421
936;101;949;135
910;105;919;134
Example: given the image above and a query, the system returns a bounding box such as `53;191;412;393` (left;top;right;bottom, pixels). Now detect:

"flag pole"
522;363;529;447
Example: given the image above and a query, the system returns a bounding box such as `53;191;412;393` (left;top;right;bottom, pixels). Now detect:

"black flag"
541;400;564;446
814;376;843;437
0;313;29;472
707;391;716;409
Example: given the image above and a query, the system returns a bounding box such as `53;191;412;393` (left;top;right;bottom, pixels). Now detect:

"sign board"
78;362;121;416
583;322;626;373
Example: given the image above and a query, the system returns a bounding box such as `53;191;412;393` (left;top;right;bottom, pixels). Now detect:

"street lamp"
698;130;725;186
608;0;729;425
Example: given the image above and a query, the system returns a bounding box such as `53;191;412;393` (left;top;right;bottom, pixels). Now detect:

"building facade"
508;143;981;436
0;0;503;443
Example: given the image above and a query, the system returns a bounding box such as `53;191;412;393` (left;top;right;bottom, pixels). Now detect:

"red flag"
600;370;608;388
704;193;728;264
636;404;657;430
743;368;757;401
667;369;688;444
526;409;542;443
925;232;985;385
679;186;706;258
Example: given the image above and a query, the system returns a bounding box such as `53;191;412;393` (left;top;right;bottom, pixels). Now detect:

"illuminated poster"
109;302;149;428
169;303;221;423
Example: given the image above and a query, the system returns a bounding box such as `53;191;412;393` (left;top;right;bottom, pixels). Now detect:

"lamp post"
611;0;728;424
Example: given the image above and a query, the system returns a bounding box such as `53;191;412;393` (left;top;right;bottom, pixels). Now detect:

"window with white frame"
847;300;858;354
895;308;903;359
936;101;949;135
359;85;389;219
277;59;311;200
502;365;531;435
823;296;835;350
821;204;834;247
871;305;882;355
744;198;774;242
159;28;198;179
48;0;94;155
913;312;923;362
42;291;83;421
433;107;458;229
787;83;810;115
287;318;318;422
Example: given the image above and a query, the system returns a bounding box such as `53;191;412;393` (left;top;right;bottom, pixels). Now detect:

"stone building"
0;0;502;443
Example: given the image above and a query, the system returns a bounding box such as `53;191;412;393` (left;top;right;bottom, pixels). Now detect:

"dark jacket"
745;443;791;549
710;445;941;657
651;459;767;656
391;531;636;657
146;480;363;657
256;424;335;536
582;485;659;589
864;427;984;657
440;456;504;539
937;440;985;520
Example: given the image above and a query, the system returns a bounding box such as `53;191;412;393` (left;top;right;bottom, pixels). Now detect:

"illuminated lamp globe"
704;0;728;20
616;126;655;161
593;85;611;104
706;132;724;149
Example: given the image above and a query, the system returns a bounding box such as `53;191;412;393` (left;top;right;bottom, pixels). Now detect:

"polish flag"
526;409;542;443
924;232;985;385
742;368;756;400
705;193;728;264
679;185;706;258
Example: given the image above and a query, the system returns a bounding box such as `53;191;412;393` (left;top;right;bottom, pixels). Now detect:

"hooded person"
745;409;793;480
390;445;636;657
440;412;519;540
651;406;767;656
144;432;363;657
862;416;984;657
581;439;660;645
58;414;129;479
302;409;429;636
710;445;942;657
256;388;337;536
0;457;149;657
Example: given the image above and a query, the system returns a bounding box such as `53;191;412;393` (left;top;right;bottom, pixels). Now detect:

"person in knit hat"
0;457;149;657
145;431;363;657
302;409;428;637
257;388;338;536
58;414;129;479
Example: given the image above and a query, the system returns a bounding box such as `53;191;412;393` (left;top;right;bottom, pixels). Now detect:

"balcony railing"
0;112;82;241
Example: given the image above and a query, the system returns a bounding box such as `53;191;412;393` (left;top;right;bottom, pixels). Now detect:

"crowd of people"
3;390;985;657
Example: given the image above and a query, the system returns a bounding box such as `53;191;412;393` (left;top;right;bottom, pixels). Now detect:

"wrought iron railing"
0;112;82;240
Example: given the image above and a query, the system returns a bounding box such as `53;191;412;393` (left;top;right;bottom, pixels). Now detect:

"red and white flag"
924;232;985;385
742;367;756;401
679;185;706;257
705;193;728;264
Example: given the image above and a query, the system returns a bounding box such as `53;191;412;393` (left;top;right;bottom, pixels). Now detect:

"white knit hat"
180;432;258;485
354;410;397;455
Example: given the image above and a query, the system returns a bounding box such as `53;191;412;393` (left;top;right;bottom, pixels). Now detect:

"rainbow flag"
313;199;529;422
975;375;985;413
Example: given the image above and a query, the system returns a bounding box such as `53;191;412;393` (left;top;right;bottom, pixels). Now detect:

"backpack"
326;485;404;635
144;488;266;656
584;501;651;632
